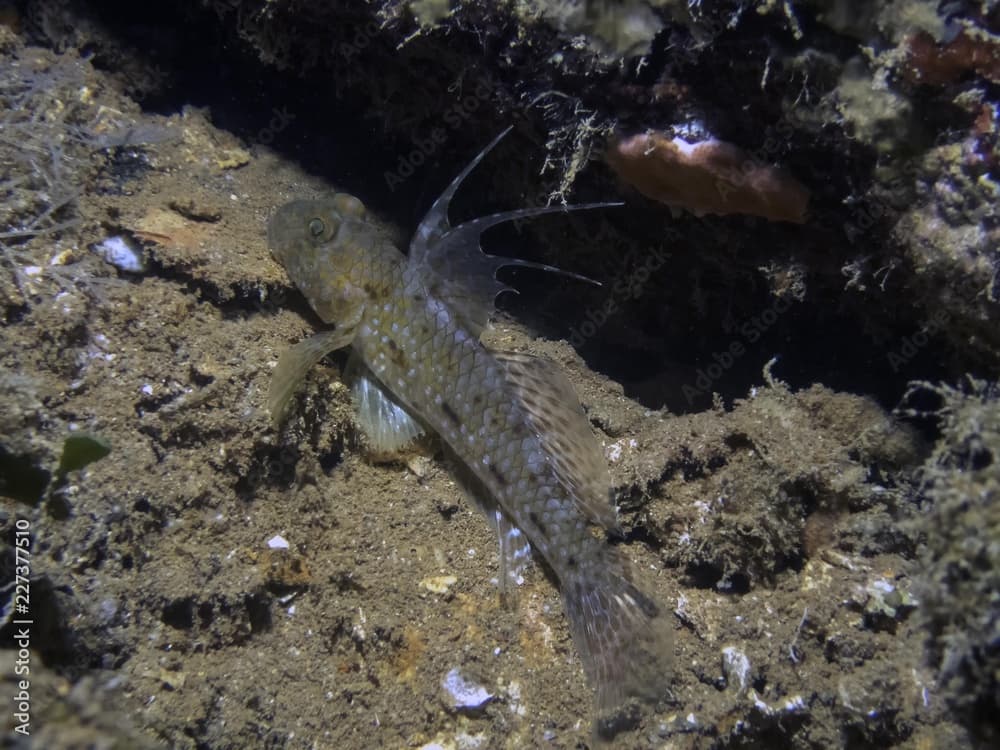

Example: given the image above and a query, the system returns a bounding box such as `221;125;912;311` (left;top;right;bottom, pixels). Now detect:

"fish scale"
266;131;672;727
355;264;587;570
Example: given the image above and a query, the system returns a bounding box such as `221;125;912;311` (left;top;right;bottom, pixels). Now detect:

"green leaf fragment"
58;433;111;474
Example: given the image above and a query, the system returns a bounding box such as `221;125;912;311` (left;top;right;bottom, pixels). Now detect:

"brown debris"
168;198;223;223
902;29;1000;86
257;548;312;588
606;131;810;223
133;207;209;253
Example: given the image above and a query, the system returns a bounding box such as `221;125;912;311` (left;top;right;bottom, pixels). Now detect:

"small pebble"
420;574;457;594
722;645;751;693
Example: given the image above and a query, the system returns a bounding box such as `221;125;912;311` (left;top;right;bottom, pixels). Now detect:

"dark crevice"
0;445;51;505
619;520;664;551
141;252;318;321
234;442;302;501
162;597;195;630
245;591;273;634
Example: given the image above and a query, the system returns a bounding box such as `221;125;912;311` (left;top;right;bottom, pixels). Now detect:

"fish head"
267;193;367;267
267;194;372;324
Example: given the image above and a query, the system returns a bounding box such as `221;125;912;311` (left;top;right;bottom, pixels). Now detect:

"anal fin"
442;445;533;608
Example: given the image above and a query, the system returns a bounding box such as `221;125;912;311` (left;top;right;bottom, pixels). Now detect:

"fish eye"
308;218;325;237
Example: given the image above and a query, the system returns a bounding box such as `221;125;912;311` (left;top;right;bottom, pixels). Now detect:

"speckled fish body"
267;130;672;719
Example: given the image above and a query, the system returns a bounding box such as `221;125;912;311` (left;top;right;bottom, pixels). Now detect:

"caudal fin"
563;558;673;722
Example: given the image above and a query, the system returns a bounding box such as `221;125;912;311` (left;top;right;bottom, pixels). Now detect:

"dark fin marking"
528;511;549;538
441;400;461;426
409;127;621;335
488;464;507;486
492;350;620;532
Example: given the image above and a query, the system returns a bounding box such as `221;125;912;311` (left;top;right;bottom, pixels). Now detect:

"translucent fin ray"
441;445;533;608
496;508;532;607
493;350;620;532
563;557;673;722
410;125;514;265
409;128;620;335
345;354;425;452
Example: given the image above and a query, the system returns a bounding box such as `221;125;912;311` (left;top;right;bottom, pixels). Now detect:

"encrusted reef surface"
0;0;997;748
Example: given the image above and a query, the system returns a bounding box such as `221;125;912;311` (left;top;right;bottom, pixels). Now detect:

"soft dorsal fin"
493;350;620;533
409;127;621;335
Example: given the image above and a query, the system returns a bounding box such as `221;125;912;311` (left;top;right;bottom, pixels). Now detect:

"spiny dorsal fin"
493;350;620;533
409;128;620;335
410;126;515;264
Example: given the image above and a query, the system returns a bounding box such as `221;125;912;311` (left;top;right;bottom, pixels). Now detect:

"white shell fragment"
853;576;918;623
722;645;751;694
440;668;493;713
92;235;146;272
267;534;290;550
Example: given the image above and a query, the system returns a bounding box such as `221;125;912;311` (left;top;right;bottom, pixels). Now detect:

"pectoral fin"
268;326;357;427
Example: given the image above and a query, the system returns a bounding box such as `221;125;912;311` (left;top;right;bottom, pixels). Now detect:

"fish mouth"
266;202;304;263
